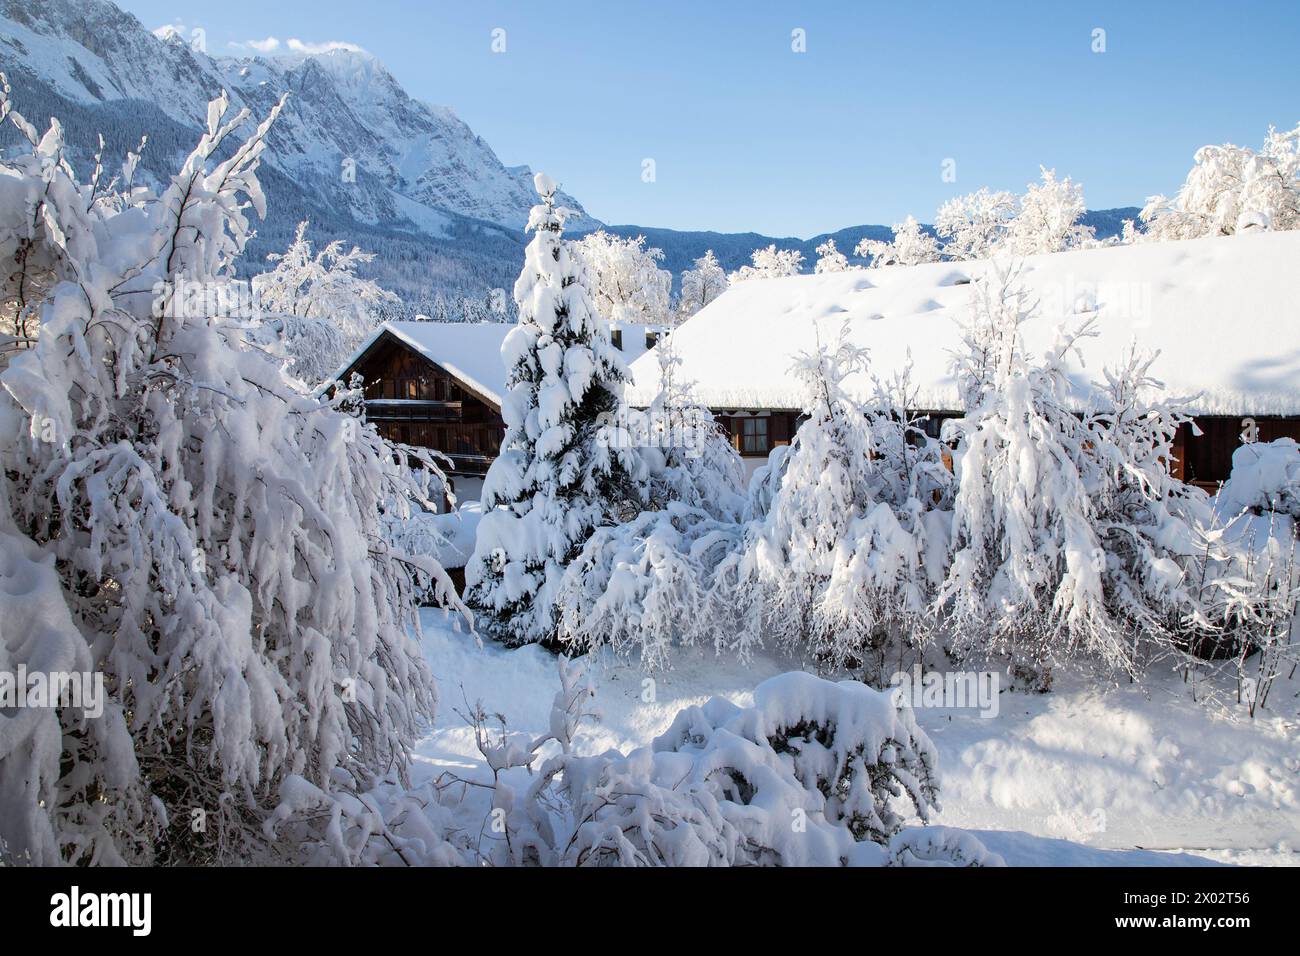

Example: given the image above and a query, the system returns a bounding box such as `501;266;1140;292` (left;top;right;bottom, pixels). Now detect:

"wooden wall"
344;334;505;476
715;411;797;457
1175;415;1300;488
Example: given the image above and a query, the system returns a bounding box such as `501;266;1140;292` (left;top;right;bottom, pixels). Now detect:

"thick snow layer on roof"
627;231;1300;416
337;319;657;407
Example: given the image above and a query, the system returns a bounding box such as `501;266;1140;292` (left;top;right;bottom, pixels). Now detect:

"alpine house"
626;230;1300;488
334;319;660;500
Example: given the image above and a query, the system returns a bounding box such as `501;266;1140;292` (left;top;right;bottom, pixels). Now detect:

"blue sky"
119;0;1300;237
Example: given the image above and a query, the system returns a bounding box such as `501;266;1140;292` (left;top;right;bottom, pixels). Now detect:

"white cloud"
285;38;368;56
225;34;368;58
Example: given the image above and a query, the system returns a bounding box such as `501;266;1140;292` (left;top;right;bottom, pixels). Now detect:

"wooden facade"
340;331;1300;495
340;331;504;478
715;410;798;458
1172;416;1300;489
714;406;1300;491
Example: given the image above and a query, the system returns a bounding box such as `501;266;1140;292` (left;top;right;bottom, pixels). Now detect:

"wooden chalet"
627;231;1300;488
334;319;662;500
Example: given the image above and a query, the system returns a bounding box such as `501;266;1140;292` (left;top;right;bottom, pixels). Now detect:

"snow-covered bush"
718;328;954;670
937;264;1219;683
676;249;728;321
555;340;746;667
575;230;672;326
1218;438;1300;518
730;244;804;282
0;78;147;347
252;219;399;384
0;85;460;865
934;187;1017;261
636;337;747;521
465;174;645;646
885;826;1006;867
1140;123;1300;240
814;237;851;273
1004;167;1095;255
495;670;942;866
556;502;744;669
856;215;942;268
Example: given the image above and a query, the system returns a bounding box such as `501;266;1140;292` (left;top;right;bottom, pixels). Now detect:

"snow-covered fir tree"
676;249;728;320
730;244;805;282
814;237;851;273
1141;122;1300;239
856;215;942;268
1004;167;1095;255
251;219;399;384
0;84;460;865
934;187;1017;260
574;229;672;326
464;173;645;646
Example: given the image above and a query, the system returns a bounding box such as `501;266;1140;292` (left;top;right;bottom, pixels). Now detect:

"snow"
413;608;1299;866
334;319;658;408
1218;438;1300;517
427;501;482;569
628;230;1300;417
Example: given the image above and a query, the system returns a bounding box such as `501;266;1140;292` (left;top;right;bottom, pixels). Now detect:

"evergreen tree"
465;174;644;645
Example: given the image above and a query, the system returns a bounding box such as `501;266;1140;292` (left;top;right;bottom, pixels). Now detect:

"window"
741;416;768;454
610;329;623;350
645;330;659;349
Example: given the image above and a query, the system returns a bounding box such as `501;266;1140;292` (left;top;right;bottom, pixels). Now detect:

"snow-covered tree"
575;230;672;326
251;219;399;384
814;237;851;273
1141;123;1300;239
464;174;646;646
934;187;1017;261
856;216;942;268
0;93;147;347
730;244;804;282
555;338;746;668
0;84;461;865
676;249;728;320
1004;167;1095;255
555;502;744;669
718;327;953;670
936;264;1219;685
638;336;747;520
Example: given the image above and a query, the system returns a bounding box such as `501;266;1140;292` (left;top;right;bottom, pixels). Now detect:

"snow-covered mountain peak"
0;0;595;233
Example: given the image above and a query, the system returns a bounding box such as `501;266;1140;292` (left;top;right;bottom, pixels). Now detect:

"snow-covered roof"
628;231;1300;417
337;319;658;407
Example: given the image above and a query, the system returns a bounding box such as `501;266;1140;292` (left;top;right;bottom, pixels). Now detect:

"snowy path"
412;609;1299;866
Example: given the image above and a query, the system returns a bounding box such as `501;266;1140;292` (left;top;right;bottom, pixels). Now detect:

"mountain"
0;0;592;312
0;0;1140;313
577;208;1142;282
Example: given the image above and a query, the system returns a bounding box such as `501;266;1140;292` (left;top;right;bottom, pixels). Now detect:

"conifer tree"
465;174;643;645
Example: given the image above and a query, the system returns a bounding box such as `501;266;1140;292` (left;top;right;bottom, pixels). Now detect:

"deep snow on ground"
411;608;1298;866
